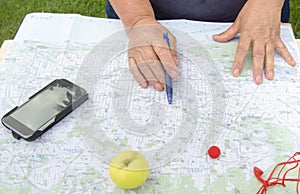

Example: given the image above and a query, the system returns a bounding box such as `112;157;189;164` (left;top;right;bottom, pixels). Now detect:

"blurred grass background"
0;0;299;45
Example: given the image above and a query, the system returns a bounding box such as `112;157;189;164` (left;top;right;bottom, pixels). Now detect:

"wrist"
123;15;158;28
124;16;160;38
109;0;157;28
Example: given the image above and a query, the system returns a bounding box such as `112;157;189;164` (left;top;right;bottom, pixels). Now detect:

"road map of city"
0;13;300;193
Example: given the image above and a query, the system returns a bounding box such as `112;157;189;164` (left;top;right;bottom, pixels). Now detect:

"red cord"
254;152;300;194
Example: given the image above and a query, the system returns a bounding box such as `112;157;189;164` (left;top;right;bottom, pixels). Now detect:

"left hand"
213;0;296;84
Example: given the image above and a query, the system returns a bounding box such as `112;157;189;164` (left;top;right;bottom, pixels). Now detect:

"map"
0;13;300;193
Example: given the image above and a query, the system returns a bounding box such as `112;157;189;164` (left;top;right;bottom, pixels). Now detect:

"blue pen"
163;32;173;105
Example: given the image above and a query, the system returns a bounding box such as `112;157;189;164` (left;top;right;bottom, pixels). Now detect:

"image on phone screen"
2;79;88;141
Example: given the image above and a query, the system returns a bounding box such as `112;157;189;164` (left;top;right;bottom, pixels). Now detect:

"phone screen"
2;79;88;141
10;84;74;132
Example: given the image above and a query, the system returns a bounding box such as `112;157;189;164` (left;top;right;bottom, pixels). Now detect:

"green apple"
109;150;150;189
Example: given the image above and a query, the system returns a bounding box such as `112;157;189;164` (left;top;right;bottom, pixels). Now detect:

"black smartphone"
2;79;88;141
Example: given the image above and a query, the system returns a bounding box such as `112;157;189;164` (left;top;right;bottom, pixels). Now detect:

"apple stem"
124;159;131;167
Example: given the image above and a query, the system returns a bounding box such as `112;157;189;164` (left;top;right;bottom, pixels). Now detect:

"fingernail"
155;83;163;91
267;71;274;79
140;82;147;88
233;69;240;76
255;75;262;84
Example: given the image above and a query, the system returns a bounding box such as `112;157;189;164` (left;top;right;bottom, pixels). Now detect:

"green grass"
290;0;300;38
0;0;107;45
0;0;299;45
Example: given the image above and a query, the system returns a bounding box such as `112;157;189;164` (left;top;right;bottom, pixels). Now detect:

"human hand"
213;0;296;84
126;17;178;91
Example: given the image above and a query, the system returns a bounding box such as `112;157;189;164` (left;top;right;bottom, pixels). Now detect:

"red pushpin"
208;146;221;159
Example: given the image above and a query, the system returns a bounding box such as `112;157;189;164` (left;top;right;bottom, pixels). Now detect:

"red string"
254;152;300;194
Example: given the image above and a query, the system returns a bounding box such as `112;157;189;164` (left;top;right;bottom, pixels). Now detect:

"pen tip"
168;98;172;105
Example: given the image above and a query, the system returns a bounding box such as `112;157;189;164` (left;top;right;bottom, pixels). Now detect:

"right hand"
126;17;179;91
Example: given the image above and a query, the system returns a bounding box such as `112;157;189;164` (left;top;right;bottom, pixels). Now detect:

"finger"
152;45;179;79
138;61;163;91
252;40;265;85
140;46;165;91
265;40;275;80
213;20;239;42
168;32;179;66
128;57;147;88
146;60;166;88
232;34;251;77
129;48;163;91
275;38;297;67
